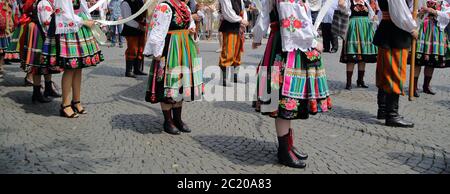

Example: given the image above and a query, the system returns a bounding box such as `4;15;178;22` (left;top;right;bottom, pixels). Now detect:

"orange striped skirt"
219;32;244;68
376;47;408;95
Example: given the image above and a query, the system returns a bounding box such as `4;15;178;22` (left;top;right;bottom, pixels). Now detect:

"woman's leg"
172;101;191;133
275;118;306;168
0;55;4;78
423;66;436;95
413;65;422;97
346;63;355;90
61;70;75;116
357;62;368;88
32;74;51;103
161;102;180;135
72;69;87;112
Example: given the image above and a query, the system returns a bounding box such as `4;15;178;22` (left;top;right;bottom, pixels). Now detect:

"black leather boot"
346;71;353;90
357;71;369;88
134;60;147;76
125;61;136;78
32;85;51;103
172;107;191;133
413;77;420;97
377;89;387;120
277;132;306;168
289;129;308;160
44;81;61;98
162;110;180;135
385;94;414;128
423;76;436;95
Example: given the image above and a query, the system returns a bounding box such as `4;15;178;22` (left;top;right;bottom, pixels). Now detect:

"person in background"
121;0;147;78
109;0;124;48
308;0;322;24
321;0;339;53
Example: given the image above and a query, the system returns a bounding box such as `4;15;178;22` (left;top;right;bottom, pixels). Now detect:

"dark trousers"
321;23;339;52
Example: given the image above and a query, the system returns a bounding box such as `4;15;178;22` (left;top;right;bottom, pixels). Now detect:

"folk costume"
413;0;450;97
373;0;417;128
121;0;147;78
6;0;62;103
340;0;379;90
218;0;247;86
144;0;203;135
43;0;104;118
253;0;332;168
0;0;20;78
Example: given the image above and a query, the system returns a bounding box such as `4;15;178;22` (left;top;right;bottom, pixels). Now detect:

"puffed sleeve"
252;0;273;44
143;3;173;57
436;1;450;31
305;1;318;48
37;0;54;34
388;0;418;33
188;6;196;30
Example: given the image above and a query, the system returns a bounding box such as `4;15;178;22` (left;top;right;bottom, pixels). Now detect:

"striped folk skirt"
7;22;62;75
415;17;450;68
256;26;332;120
42;12;104;70
376;47;408;95
340;16;378;64
145;30;204;104
219;31;244;68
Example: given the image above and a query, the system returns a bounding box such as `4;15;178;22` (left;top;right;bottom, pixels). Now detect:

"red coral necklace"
170;0;191;24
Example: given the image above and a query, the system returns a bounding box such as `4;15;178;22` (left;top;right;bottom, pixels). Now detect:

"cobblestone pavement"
1;41;449;174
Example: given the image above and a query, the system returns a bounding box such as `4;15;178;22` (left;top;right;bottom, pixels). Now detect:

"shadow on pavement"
3;90;60;117
111;114;163;135
192;135;277;166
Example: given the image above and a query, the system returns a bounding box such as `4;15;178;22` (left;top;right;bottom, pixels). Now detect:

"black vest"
373;0;412;49
219;0;242;33
121;0;146;36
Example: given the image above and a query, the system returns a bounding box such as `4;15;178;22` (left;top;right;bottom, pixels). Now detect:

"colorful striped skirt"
340;16;378;64
145;30;204;104
376;47;408;95
42;12;104;70
219;31;244;68
415;17;450;68
256;25;332;120
7;22;62;75
0;35;11;54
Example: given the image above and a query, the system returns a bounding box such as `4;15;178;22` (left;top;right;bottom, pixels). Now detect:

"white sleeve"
37;0;53;34
144;3;173;57
436;1;450;31
306;1;318;48
252;0;272;43
189;8;196;29
242;0;248;21
388;0;418;33
219;0;243;23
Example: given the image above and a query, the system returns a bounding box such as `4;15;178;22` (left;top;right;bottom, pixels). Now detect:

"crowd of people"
1;0;449;169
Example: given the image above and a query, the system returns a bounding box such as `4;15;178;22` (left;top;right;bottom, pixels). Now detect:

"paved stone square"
0;41;449;174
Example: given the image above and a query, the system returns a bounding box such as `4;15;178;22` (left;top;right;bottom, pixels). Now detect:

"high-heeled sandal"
60;105;79;118
71;101;87;114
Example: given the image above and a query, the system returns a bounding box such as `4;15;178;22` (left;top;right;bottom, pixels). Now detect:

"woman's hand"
189;27;196;34
83;20;96;28
154;56;161;61
338;0;346;8
411;29;419;40
316;42;324;53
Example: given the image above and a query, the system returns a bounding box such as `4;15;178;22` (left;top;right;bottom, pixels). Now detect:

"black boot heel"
44;81;61;98
32;85;51;103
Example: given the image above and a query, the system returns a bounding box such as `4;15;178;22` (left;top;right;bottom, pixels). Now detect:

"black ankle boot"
32;85;51;103
162;110;180;135
346;71;353;90
423;76;436;95
172;107;191;133
134;60;147;76
288;129;308;160
357;71;369;88
377;89;387;120
385;94;414;128
221;67;232;87
125;61;136;78
277;133;306;168
44;81;61;98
